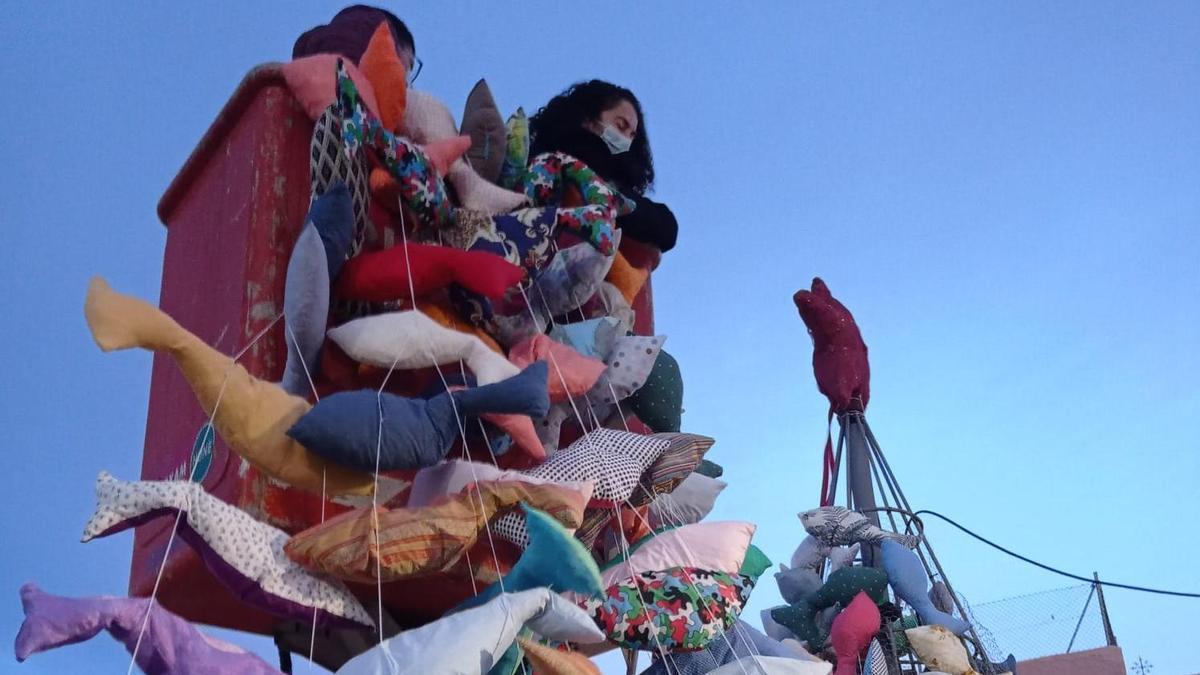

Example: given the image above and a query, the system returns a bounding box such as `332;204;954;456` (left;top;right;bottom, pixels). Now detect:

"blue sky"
1;2;1197;673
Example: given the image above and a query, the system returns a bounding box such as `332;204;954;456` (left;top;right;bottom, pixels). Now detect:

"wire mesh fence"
956;583;1110;662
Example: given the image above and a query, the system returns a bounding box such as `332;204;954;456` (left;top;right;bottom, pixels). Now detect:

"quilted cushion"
648;472;726;528
582;568;754;652
830;592;881;675
462;79;506;183
357;21;406;131
280;224;329;398
508;334;605;403
905;625;978;675
327;309;519;384
14;583;281;675
283;480;585;582
339;588;603;675
599;521;755;589
81;472;373;627
498;107;530;190
288;362;548;471
627;348;683;432
309;107;370;256
283;54;380;122
335;242;525;302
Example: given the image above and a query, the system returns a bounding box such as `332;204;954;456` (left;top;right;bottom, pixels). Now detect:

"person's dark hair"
529;80;654;195
292;5;415;64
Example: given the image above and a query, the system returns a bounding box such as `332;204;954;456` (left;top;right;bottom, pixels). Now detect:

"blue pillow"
881;539;970;635
307;181;356;280
548;317;620;361
775;565;822;605
280;224;329;397
288;363;549;471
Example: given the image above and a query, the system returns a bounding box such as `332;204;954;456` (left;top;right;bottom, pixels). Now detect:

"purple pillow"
15;583;282;675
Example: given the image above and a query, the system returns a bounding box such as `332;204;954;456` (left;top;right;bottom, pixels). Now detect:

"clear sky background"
1;2;1197;674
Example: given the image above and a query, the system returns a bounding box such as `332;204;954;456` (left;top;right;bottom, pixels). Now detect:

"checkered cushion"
310;107;369;255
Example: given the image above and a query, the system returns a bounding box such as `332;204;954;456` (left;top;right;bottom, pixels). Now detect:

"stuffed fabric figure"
582;567;755;652
775;564;823;605
799;506;919;549
357;21;406;131
81;472;374;627
628;348;683;432
793;277;870;413
283;54;381;123
830;592;881;675
531;236;620;317
336;59;453;229
14;583;283;675
827;543;861;574
905;625;981;675
881;540;970;635
549;317;621;361
762;607;798;642
337;588;604;675
771;566;889;651
638;620;829;675
523;151;636;218
281;225;330;397
327;309;519;385
508;334;606;403
929;580;955;614
498;107;529;190
403;89;530;215
283;479;585;582
309;108;370;258
335;242;526;303
84;278;375;496
462;79;506;183
598;521;756;589
647;472;726;528
455;505;603;613
791;536;831;573
288;362;549;471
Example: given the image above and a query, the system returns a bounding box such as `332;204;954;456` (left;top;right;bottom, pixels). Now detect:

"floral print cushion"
581;567;755;652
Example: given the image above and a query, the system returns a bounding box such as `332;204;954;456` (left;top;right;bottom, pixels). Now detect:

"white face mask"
600;124;633;154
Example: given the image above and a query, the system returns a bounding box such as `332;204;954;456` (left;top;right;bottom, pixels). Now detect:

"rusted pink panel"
1017;646;1126;675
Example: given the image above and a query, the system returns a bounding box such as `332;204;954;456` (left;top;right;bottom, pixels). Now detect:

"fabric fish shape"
776;563;823;605
929;580;955;614
771;566;889;651
905;625;982;675
881;540;969;635
799;506;919;548
830;592;882;675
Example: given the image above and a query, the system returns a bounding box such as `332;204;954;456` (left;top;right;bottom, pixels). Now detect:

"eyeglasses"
407;57;423;84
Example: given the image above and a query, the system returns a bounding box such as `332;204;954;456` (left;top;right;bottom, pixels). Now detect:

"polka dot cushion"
627;348;683;433
526;428;670;507
81;472;373;628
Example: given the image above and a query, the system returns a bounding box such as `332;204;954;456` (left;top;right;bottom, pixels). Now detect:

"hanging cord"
125;313;283;675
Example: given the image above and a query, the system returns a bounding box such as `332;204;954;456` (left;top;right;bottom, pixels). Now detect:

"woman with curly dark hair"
530;80;678;252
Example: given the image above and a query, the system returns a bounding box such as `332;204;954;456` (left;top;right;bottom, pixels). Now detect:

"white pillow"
81;472;372;628
648;472;727;527
599;521;755;588
327;310;518;385
708;656;832;675
337;588;602;674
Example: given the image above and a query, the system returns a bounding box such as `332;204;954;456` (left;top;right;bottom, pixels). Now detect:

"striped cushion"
284;480;585;583
632;433;716;506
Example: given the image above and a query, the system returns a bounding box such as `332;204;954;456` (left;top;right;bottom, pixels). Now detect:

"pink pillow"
599;521;755;589
830;592;881;675
481;411;546;464
509;334;606;403
282;54;380;121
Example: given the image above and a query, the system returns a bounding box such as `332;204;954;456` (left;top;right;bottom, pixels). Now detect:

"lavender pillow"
81;472;373;628
15;583;282;675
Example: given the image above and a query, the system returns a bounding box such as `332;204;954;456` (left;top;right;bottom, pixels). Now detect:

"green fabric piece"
498;107;530;190
738;545;772;581
486;635;526;675
694;460;724;478
770;566;890;651
628;348;683;432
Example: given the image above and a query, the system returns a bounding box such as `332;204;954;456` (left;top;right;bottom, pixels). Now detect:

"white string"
126;313;283;675
283;319;328;673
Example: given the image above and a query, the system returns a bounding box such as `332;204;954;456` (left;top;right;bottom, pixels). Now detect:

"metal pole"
844;413;881;567
1094;571;1118;646
1066;582;1097;653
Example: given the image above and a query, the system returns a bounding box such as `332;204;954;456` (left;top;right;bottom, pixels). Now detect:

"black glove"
617;195;678;253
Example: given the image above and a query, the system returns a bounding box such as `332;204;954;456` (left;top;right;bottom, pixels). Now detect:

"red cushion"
830;591;881;675
336;243;525;302
793;277;870;413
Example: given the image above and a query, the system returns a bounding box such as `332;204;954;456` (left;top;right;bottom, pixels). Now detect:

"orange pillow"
358;21;407;132
284;480;585;583
606;252;649;304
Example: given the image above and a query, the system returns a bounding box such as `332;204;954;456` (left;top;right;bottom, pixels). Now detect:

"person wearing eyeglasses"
529;81;677;253
292;4;422;83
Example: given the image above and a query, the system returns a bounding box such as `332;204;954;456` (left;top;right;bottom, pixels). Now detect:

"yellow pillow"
905;625;981;675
